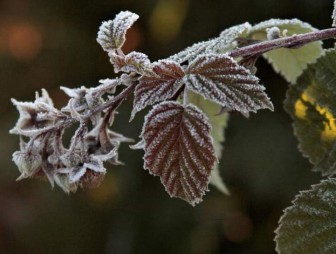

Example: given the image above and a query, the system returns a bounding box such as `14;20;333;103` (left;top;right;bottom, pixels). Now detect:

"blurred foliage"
0;0;333;253
285;49;336;176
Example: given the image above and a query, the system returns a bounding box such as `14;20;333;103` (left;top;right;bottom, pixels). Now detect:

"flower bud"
80;170;105;189
54;173;78;194
12;149;42;178
266;26;281;40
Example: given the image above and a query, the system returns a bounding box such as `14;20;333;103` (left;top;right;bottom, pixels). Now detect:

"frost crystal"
140;101;217;206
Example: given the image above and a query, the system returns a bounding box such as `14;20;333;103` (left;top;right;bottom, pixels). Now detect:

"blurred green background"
0;0;333;253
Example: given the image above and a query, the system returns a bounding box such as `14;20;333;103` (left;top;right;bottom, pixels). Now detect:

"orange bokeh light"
8;23;42;61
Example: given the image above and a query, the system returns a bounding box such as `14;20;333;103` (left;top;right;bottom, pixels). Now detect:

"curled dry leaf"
141;101;217;206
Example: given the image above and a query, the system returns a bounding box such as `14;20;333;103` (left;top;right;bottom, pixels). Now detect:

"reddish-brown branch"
229;27;336;58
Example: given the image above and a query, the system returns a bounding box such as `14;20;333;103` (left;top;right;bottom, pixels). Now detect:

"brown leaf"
131;60;185;119
141;101;217;205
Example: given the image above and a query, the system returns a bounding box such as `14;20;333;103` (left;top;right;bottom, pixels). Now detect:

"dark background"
0;0;333;253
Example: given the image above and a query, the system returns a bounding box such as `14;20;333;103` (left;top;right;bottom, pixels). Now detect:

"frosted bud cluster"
10;80;132;193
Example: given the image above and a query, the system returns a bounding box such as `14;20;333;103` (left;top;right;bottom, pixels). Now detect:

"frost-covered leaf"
168;22;251;64
189;92;229;194
284;49;336;176
275;178;336;254
97;11;139;51
250;19;323;83
168;40;213;64
141;101;217;205
184;54;273;115
218;22;252;53
131;60;185;119
113;51;152;75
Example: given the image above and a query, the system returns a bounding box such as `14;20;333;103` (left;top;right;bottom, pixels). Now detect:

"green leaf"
188;92;230;194
250;19;323;84
284;49;336;176
275;178;336;254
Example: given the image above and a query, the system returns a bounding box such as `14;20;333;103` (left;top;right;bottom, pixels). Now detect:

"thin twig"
229;27;336;58
83;82;137;121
